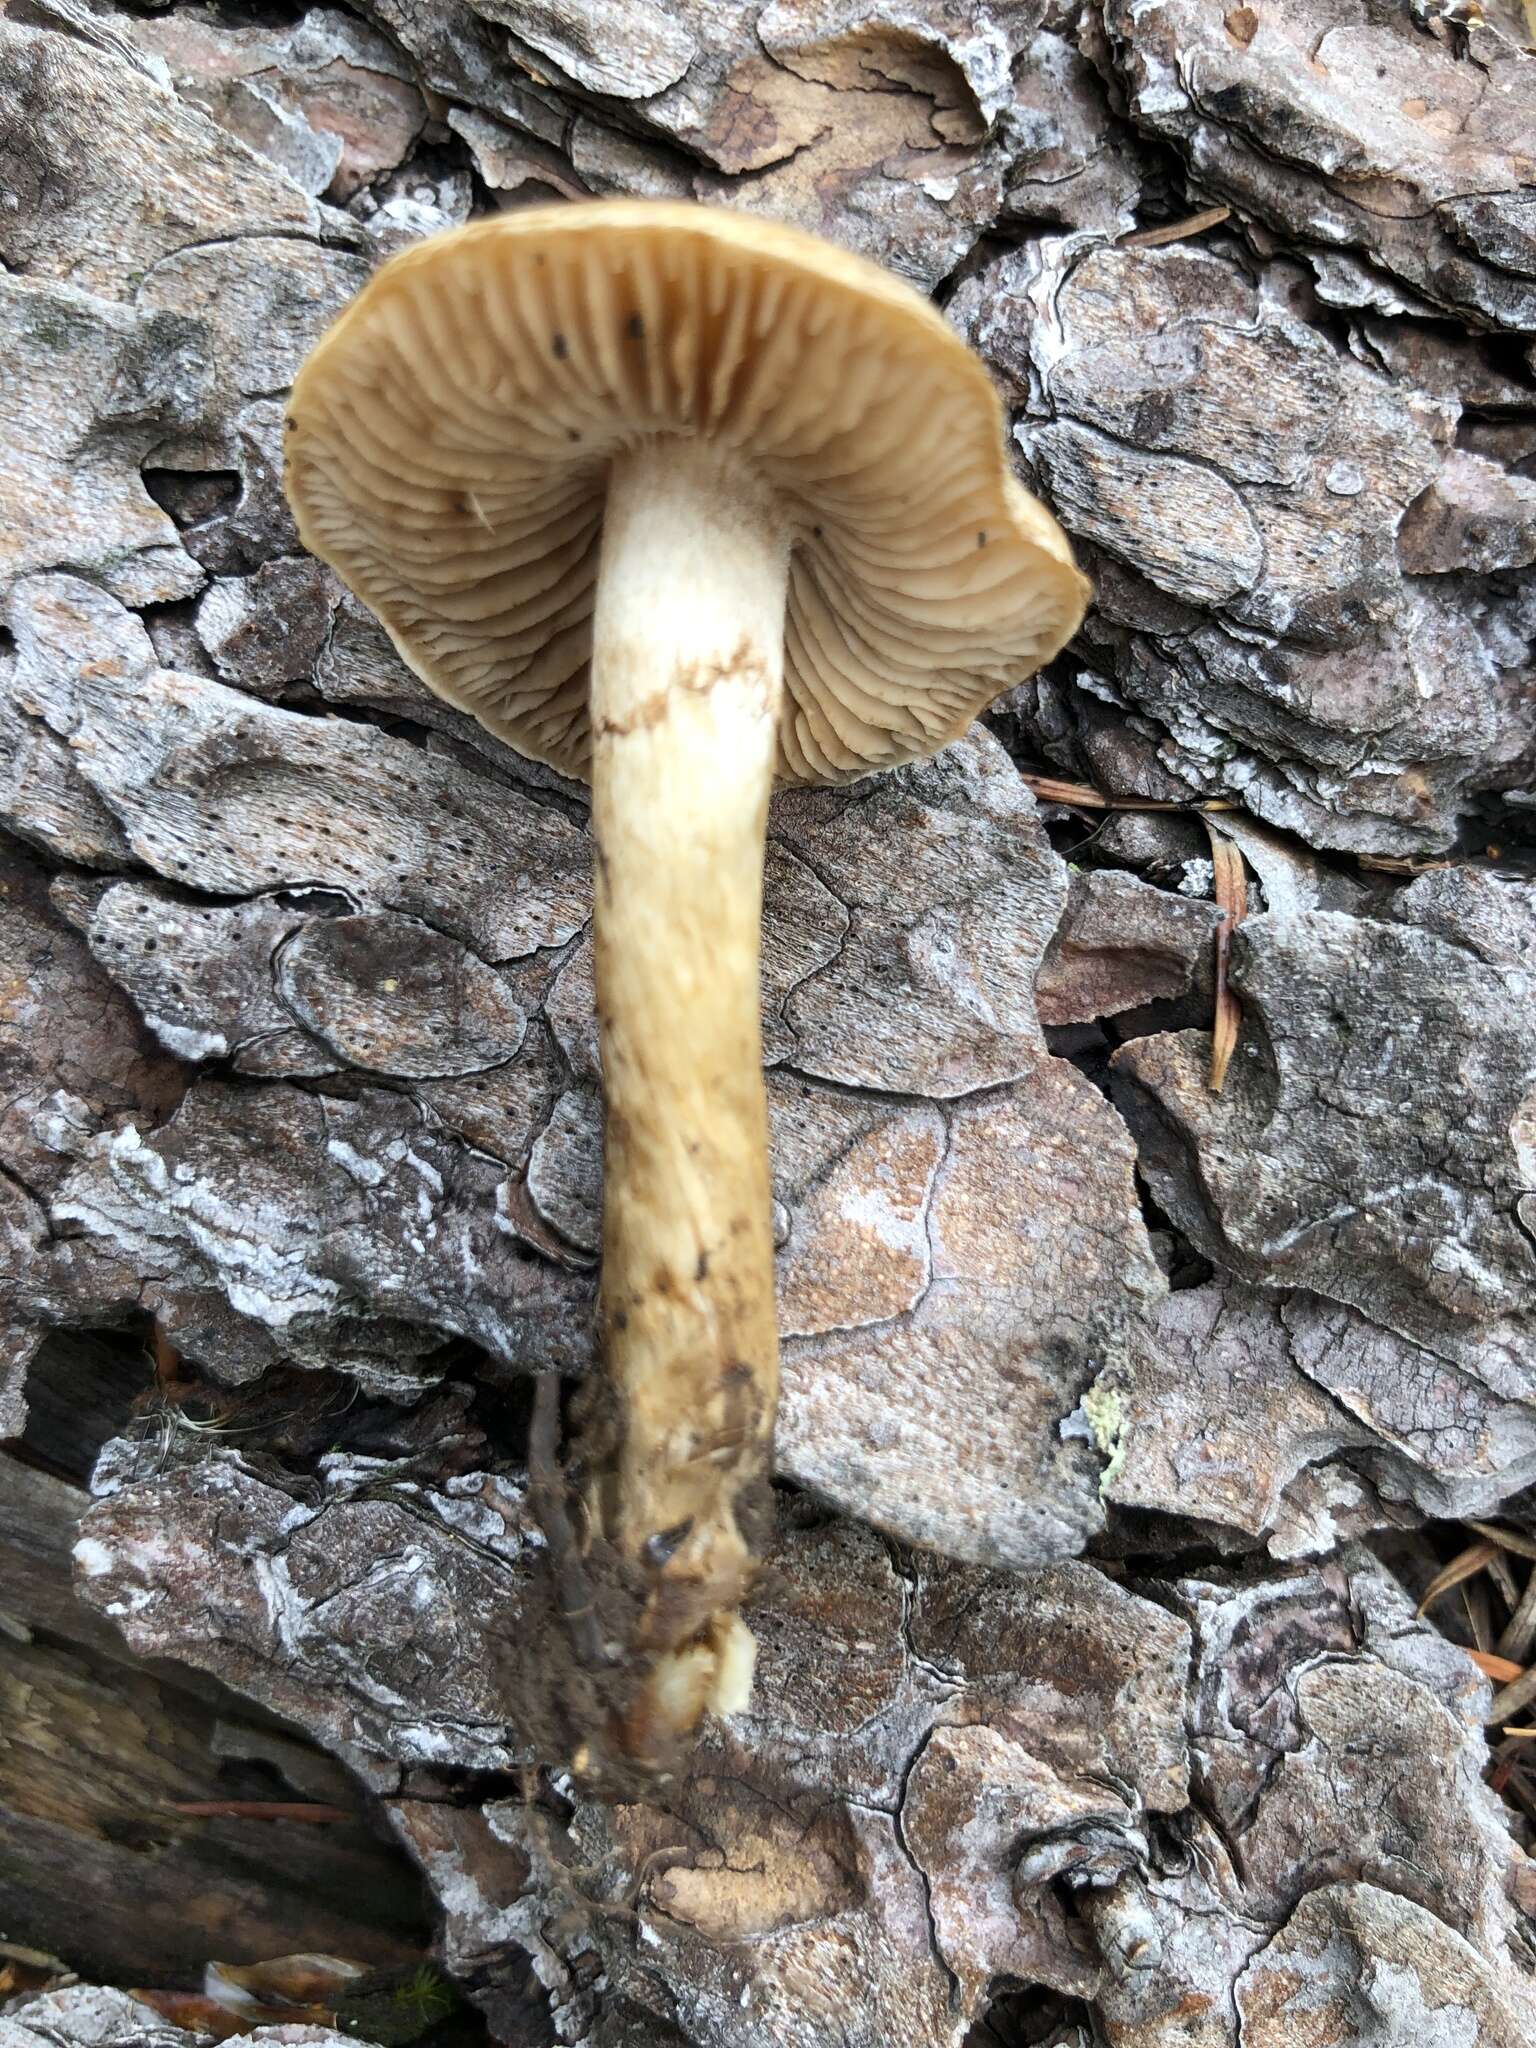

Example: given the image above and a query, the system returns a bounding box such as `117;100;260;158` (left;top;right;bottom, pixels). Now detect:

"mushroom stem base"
586;437;789;1759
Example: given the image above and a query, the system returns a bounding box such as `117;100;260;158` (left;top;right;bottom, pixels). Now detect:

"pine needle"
1205;821;1248;1091
1017;773;1234;813
1488;1660;1536;1726
1468;1650;1524;1684
1416;1539;1499;1615
1468;1520;1536;1562
1119;205;1233;248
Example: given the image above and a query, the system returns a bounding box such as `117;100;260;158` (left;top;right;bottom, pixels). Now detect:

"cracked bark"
3;1;1536;2044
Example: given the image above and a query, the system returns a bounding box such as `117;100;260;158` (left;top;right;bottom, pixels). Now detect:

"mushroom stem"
587;437;789;1751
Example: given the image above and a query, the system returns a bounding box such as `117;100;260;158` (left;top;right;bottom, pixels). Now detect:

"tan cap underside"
285;201;1089;785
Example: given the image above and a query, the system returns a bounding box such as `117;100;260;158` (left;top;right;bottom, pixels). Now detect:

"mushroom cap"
284;201;1089;785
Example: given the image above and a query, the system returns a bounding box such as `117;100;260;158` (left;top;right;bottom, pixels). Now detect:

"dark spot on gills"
695;1250;710;1281
551;332;569;359
626;312;644;341
978;531;988;547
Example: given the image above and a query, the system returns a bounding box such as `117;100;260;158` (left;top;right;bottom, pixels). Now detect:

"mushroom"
283;200;1088;1767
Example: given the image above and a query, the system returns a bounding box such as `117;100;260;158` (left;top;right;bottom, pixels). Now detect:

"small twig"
1119;205;1233;249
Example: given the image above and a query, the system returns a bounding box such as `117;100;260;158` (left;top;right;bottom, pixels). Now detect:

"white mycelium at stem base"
587;438;789;1749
